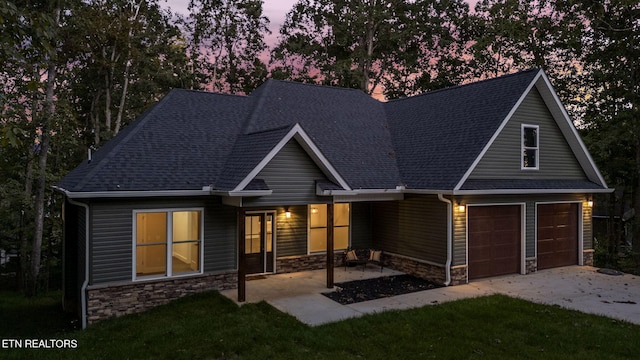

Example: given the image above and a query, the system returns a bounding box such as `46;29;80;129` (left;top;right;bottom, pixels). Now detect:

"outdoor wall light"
586;200;594;208
457;204;466;212
311;207;319;214
285;208;291;218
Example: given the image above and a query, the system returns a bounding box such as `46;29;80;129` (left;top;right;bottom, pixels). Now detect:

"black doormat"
322;275;442;305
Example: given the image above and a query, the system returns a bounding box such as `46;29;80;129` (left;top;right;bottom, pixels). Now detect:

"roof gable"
241;80;403;189
215;123;350;193
455;70;608;191
384;68;541;190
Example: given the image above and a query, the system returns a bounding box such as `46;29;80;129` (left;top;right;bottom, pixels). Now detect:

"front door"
245;212;275;274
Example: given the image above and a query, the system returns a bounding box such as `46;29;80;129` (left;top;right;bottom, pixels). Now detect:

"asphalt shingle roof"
57;89;248;192
57;68;605;195
384;68;540;190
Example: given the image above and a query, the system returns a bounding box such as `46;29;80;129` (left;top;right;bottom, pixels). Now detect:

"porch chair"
344;248;367;271
344;248;384;272
368;249;383;272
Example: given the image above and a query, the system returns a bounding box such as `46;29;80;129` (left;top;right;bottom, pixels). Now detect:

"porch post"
326;203;334;288
238;208;246;302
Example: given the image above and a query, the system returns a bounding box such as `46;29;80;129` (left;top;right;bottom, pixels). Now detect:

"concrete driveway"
470;266;640;325
221;266;640;326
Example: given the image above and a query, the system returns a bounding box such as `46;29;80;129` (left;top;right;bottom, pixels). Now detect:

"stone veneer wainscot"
86;272;237;325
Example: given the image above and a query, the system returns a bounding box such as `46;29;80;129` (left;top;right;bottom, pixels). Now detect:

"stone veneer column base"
525;258;537;274
449;265;467;285
583;249;594;266
86;271;236;325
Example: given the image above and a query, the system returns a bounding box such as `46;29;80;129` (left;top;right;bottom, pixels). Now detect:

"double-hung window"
308;203;350;252
134;209;203;279
522;124;539;169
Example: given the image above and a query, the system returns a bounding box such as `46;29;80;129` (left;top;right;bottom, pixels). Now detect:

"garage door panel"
537;203;578;270
468;205;521;280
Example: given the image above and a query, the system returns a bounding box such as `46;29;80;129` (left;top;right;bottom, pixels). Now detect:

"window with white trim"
522;124;539;169
308;203;350;252
134;209;203;279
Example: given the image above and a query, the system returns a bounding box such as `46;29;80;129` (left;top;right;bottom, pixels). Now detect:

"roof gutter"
53;186;212;199
206;188;274;197
65;196;90;329
451;188;614;195
437;194;453;286
319;186;406;196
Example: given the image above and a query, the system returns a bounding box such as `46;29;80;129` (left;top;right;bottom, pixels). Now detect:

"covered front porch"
220;266;478;326
223;266;404;325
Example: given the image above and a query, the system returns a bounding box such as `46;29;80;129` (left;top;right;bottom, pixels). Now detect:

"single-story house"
55;69;611;327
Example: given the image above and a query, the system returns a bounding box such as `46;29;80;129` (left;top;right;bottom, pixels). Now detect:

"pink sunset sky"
162;0;479;46
162;0;298;45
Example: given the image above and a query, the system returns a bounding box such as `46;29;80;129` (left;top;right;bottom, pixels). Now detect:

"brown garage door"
537;203;578;270
468;205;521;280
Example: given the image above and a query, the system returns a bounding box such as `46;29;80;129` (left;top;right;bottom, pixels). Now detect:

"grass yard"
1;291;639;359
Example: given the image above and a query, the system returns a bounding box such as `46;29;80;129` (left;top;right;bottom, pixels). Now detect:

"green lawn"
1;290;639;359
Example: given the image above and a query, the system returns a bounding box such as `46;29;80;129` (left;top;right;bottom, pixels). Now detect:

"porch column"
237;208;246;302
327;203;334;288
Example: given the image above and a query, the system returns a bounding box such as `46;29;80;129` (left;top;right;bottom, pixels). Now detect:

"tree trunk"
115;0;142;136
28;61;56;296
28;0;59;293
634;137;640;263
114;61;130;136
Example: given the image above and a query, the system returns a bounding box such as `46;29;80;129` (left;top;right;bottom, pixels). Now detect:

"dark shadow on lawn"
322;275;442;305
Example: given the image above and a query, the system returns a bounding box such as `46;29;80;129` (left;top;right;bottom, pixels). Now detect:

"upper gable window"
522;124;539;169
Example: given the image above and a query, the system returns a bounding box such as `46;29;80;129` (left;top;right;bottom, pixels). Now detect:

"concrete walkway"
220;265;640;326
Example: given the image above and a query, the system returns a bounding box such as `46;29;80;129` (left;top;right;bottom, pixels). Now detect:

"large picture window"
309;203;350;253
134;209;203;279
522;124;539;169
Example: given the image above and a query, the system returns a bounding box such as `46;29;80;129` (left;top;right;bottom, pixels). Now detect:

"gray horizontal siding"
373;195;448;264
89;197;236;284
469;87;586;180
242;140;332;207
276;205;308;257
351;202;373;249
204;202;238;272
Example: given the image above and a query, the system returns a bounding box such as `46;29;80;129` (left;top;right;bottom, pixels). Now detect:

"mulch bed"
322;275;442;305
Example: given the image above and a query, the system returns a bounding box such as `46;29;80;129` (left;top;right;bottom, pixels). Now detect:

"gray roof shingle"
57;68;606;196
384;68;540;190
57;89;248;192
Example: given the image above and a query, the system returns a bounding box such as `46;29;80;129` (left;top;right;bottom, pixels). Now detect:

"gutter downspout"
438;194;452;286
67;197;90;329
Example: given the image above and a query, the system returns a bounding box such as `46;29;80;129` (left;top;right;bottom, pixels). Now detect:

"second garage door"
537;203;578;270
468;205;521;280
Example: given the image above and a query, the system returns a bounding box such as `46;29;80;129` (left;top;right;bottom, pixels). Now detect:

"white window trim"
521;124;540;170
307;203;351;254
132;207;205;281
